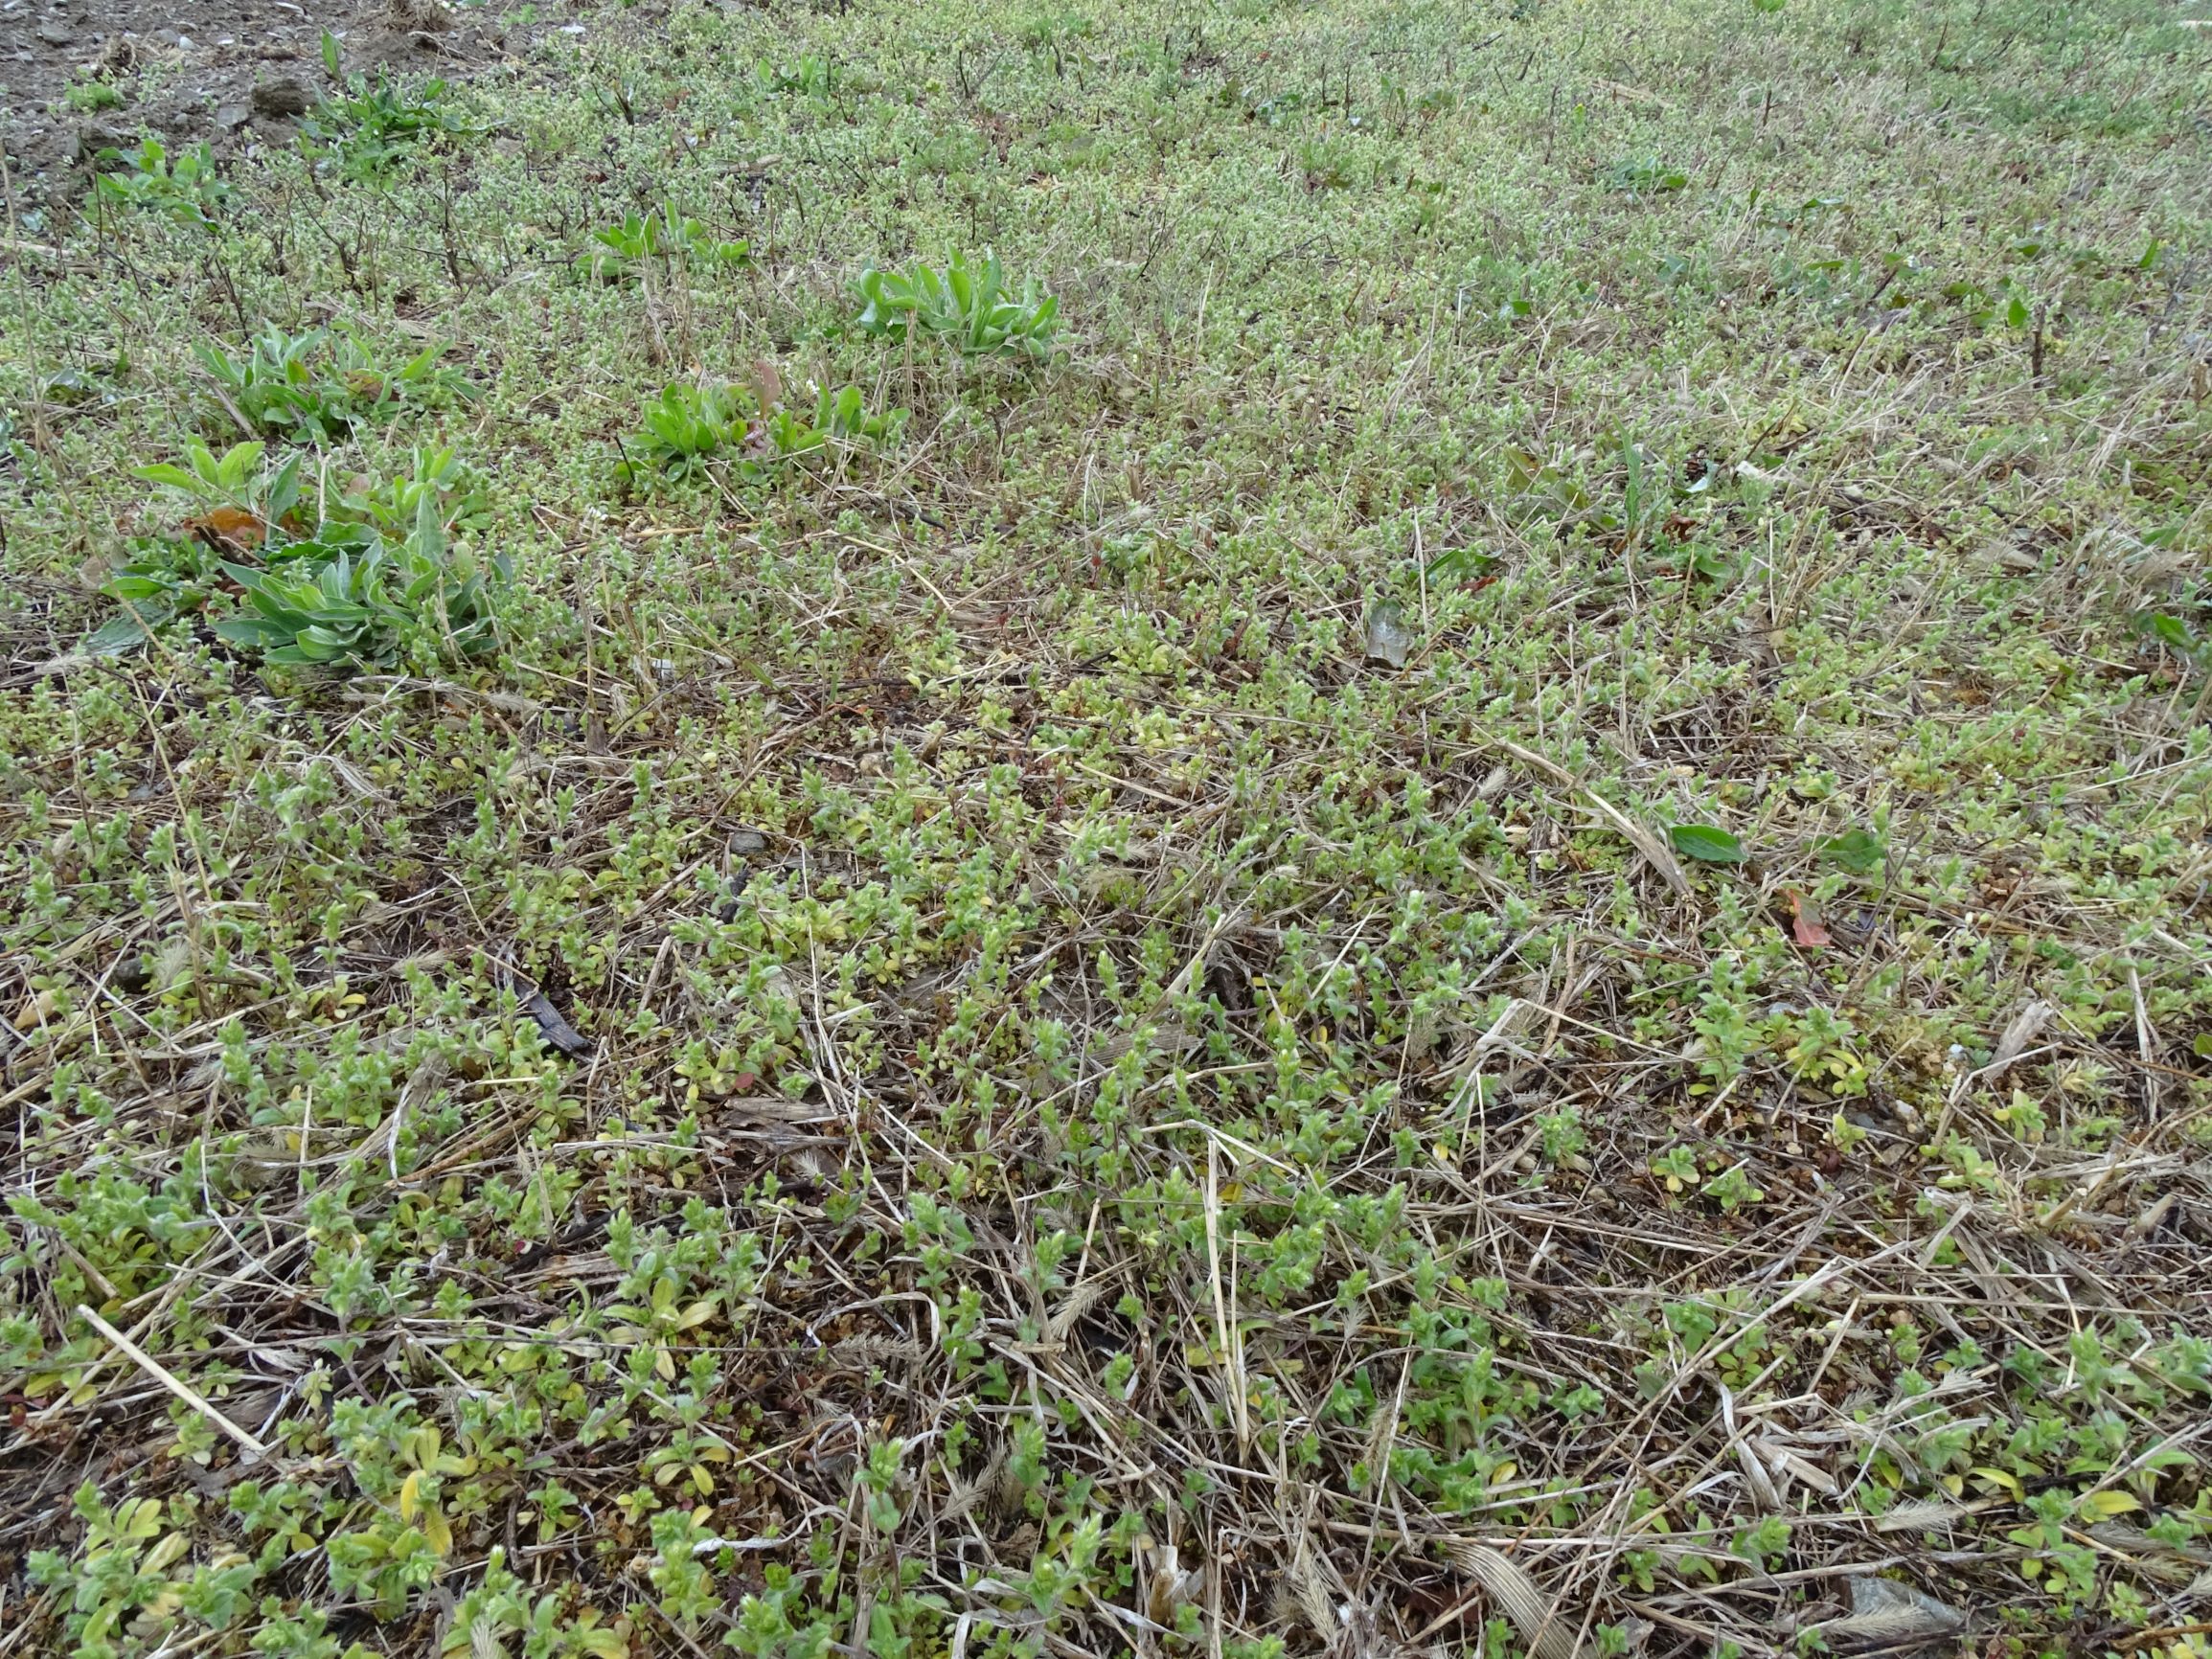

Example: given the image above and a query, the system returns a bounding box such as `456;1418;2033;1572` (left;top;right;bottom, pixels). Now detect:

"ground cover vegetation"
2;0;2211;1655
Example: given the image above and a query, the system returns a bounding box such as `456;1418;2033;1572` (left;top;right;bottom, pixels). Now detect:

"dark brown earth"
0;0;508;207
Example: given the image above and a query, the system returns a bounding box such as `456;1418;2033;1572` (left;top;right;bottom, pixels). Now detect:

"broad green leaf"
1820;828;1884;874
83;606;171;655
1668;823;1747;864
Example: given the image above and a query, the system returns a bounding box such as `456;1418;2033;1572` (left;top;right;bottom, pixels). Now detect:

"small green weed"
97;447;499;665
579;205;750;282
854;249;1060;357
2134;606;2212;675
301;34;474;178
91;138;228;226
757;54;840;98
134;439;304;526
345;444;494;535
622;379;902;483
760;381;908;458
624;382;754;482
196;325;474;443
63;78;127;114
1608;157;1689;194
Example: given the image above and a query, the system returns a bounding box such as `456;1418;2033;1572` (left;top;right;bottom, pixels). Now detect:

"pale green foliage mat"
2;0;2210;1656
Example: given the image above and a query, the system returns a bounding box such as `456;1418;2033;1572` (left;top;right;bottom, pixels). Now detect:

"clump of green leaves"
196;325;474;443
854;249;1060;357
622;379;903;483
344;444;494;535
758;54;841;98
214;501;505;671
579;204;751;283
93;444;509;665
625;382;755;482
301;33;474;178
92;138;229;226
760;382;907;458
64;76;127;114
134;439;304;526
1607;157;1689;194
28;1484;260;1658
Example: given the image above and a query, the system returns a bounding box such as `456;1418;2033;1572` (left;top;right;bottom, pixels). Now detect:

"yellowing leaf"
676;1296;721;1330
1973;1466;2023;1500
422;1506;453;1557
119;1498;163;1541
2080;1490;2141;1518
144;1531;193;1573
399;1469;422;1522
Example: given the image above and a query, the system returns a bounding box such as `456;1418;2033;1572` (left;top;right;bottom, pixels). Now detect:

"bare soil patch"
0;0;502;200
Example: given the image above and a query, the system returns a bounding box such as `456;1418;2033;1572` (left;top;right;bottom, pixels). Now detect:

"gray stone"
69;118;125;162
250;77;309;117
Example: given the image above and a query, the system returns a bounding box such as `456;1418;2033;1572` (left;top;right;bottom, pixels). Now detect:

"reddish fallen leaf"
728;1071;759;1095
1785;888;1831;949
188;506;265;552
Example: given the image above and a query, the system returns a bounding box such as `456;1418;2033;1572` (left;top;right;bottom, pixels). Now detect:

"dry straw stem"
1436;1542;1598;1659
76;1305;271;1460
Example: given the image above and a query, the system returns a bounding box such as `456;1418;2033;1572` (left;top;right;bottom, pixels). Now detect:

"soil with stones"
0;0;508;208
